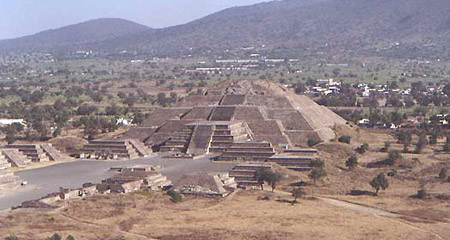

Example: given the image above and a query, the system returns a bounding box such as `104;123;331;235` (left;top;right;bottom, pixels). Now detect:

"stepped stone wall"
126;80;349;157
0;170;22;191
2;149;31;168
82;139;152;160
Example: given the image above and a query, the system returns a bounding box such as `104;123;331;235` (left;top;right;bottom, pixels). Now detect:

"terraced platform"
81;139;153;160
124;80;348;169
0;170;22;191
2;149;31;168
5;144;72;165
229;163;272;188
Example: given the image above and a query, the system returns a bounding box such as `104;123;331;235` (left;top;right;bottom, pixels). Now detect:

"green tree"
167;190;182;203
254;168;271;190
267;172;283;192
370;173;389;196
45;234;62;240
345;156;358;170
414;134;428;154
308;167;327;184
387;150;402;165
338;135;351;144
356;143;369;154
291;188;304;203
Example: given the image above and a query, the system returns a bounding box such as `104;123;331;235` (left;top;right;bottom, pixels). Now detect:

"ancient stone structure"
2;149;31;168
0;152;12;170
176;172;237;197
5;143;70;165
81;139;153;160
229;163;273;188
6;144;49;162
125;80;346;158
101;170;171;193
0;170;22;192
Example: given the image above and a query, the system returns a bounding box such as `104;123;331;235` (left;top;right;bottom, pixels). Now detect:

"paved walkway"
0;155;235;210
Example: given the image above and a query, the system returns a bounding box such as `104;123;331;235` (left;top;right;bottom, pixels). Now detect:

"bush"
307;138;319;147
356;143;369;154
338;135;351;144
4;236;19;240
370;173;389;196
45;234;62;240
387;150;402;165
439;168;448;180
167;190;182;203
345;156;358;170
387;169;397;177
417;189;427;199
381;141;391;152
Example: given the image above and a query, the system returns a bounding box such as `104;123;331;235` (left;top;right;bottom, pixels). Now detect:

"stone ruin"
120;80;346;170
19;165;171;209
1;143;71;168
81;139;153;160
229;163;273;188
175;172;237;197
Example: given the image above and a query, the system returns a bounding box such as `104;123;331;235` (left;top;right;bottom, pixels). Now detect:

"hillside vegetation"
2;0;450;58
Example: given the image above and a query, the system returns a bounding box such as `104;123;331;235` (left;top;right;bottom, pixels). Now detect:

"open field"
0;190;447;240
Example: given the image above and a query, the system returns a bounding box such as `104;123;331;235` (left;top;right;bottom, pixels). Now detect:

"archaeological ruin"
119;80;346;168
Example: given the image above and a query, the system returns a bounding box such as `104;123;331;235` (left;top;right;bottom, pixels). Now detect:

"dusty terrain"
1;128;449;240
1;190;448;240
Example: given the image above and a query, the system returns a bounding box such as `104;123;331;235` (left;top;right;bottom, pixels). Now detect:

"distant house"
0;119;26;127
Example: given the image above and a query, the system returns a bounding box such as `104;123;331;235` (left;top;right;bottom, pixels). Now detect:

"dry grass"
0;190;447;240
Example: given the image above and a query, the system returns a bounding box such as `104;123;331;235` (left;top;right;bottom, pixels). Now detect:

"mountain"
0;18;152;52
2;0;450;58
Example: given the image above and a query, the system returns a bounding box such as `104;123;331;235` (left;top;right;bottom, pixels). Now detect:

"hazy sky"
0;0;268;40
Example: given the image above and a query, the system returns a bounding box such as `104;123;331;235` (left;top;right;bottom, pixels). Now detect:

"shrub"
338;135;351;144
381;141;391;152
345;156;358;170
417;189;427;199
45;234;62;240
356;143;369;154
308;167;327;184
167;190;182;203
387;169;397;177
4;236;19;240
307;138;319;147
291;188;304;203
439;168;448;180
387;150;402;165
370;173;389;196
414;134;428;154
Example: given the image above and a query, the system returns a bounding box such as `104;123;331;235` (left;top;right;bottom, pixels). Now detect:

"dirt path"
317;197;447;240
57;208;154;240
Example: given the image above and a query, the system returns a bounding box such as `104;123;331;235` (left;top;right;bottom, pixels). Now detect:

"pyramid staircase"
129;139;154;157
229;163;272;187
2;149;32;168
208;122;253;153
7;144;50;162
40;143;71;161
268;148;319;171
145;173;172;190
82;140;140;160
160;126;195;152
216;141;276;161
